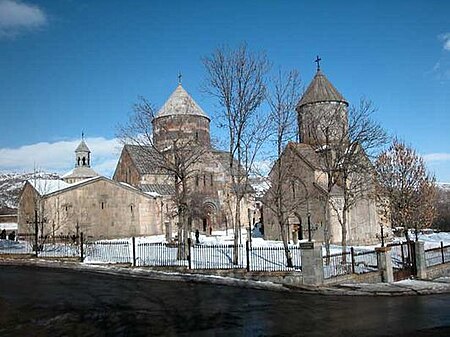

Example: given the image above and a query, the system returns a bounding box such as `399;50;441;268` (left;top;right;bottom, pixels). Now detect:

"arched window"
292;181;296;199
82;157;86;165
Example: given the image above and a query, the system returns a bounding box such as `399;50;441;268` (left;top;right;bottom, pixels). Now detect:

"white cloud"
423;152;450;162
440;33;450;51
0;0;47;38
0;137;122;177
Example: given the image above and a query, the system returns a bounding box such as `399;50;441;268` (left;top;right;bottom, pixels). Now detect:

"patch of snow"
0;222;18;230
145;191;162;198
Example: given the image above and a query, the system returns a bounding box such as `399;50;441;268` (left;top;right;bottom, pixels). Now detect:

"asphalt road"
0;265;450;336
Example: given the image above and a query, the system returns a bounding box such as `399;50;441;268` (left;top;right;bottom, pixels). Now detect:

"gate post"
132;237;136;267
300;241;323;285
246;241;250;272
375;246;393;283
187;238;192;270
80;232;84;262
414;241;427;279
350;247;355;274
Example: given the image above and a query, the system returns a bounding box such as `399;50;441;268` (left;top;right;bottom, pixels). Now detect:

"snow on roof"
29;179;71;195
145;191;162;198
28;176;100;196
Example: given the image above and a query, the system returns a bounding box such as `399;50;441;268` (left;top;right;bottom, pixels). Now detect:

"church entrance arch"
202;201;218;235
294;212;303;241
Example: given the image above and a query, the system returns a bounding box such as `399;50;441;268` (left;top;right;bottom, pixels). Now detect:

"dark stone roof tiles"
297;70;347;108
124;145;164;175
139;184;175;196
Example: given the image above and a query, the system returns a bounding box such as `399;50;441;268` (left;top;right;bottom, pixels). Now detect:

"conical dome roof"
297;70;347;108
155;84;210;120
75;140;90;153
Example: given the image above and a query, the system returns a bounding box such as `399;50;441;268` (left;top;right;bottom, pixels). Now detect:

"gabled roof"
124;145;165;175
28;179;72;195
28;176;158;200
139;184;175;196
287;142;322;169
297;70;347;108
75;140;90;153
155;84;210;120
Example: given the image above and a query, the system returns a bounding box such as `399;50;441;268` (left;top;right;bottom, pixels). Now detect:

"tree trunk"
279;217;293;268
233;197;241;265
341;208;348;264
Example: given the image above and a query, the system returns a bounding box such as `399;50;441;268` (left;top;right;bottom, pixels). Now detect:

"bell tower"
75;133;91;168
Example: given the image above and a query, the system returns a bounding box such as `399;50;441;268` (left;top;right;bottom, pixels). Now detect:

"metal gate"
388;242;416;281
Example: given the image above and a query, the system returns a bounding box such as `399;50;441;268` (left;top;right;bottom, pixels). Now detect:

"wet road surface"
1;265;450;336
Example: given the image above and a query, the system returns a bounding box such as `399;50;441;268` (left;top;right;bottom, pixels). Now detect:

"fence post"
300;242;324;285
350;247;355;274
132;237;136;267
80;232;84;262
375;246;394;283
441;241;445;264
246;240;250;272
414;241;426;279
187;238;192;270
34;209;39;257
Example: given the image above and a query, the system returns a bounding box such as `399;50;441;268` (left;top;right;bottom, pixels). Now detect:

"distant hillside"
0;172;60;211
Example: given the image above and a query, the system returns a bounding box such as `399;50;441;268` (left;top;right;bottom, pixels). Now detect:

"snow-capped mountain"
437;182;450;191
0;172;60;210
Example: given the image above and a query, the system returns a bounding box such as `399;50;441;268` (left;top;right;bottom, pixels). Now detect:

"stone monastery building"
18;69;382;245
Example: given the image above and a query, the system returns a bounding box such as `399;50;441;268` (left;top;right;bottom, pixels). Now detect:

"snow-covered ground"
1;229;449;276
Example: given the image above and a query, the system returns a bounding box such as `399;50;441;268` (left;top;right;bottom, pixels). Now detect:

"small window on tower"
210;173;213;186
195;175;199;186
101;202;105;210
195;131;199;141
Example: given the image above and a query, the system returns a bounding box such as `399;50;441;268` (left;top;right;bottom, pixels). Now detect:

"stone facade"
18;176;165;239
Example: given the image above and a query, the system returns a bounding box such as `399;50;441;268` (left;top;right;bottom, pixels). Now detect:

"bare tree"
262;69;303;267
433;186;450;232
307;98;387;255
375;139;437;242
117;97;207;258
203;44;270;264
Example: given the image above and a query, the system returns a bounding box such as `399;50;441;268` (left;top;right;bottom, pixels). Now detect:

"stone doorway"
202;201;218;235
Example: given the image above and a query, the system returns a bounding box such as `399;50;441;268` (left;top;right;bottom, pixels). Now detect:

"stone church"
113;84;253;234
263;68;383;245
18;84;252;239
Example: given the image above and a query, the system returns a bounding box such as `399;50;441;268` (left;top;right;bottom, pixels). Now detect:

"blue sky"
0;0;449;181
